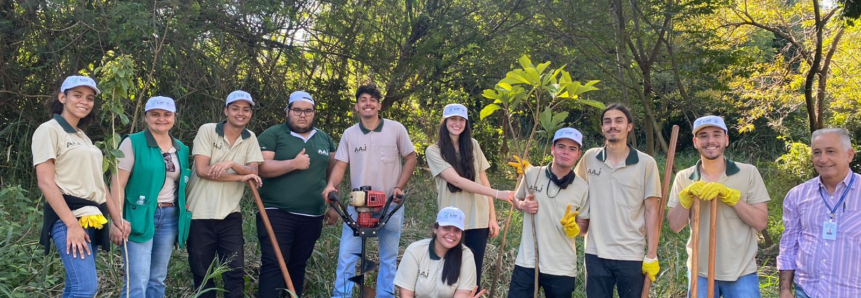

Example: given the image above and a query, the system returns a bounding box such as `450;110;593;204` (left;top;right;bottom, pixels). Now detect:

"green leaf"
536;61;551;74
480;104;503;120
109;148;125;158
120;114;129;125
482;89;499;100
577;99;606;109
518;55;534;70
497;82;512;91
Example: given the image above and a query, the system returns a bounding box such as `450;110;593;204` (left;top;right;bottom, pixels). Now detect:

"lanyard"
819;174;855;220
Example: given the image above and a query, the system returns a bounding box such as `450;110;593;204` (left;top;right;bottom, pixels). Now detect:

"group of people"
33;75;858;298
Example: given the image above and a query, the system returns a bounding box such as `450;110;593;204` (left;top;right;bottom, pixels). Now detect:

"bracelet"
495;190;499;199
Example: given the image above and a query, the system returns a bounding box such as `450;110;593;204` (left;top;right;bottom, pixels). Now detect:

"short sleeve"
31;125;58;166
474;140;491;172
396;123;416;156
334;134;349;163
643;157;662;200
327;133;337;152
117;138;135;172
257;126;278;152
245;134;264;164
745;167;771;205
393;244;420;291
192;125;213;157
425;145;452;177
666;173;685;208
574;157;588;183
457;249;478;291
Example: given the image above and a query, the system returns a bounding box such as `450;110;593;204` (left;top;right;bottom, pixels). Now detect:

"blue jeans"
122;206;177;298
332;206;404;298
795;285;809;298
52;220;99;298
687;271;761;298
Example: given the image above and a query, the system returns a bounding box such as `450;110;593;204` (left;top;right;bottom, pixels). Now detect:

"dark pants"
585;253;644;298
464;228;489;290
508;265;577;298
187;212;245;298
257;209;323;298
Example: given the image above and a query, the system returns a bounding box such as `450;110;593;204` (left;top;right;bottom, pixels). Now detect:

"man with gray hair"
778;128;861;298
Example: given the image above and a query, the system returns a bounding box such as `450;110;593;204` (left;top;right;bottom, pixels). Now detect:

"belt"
157;202;174;208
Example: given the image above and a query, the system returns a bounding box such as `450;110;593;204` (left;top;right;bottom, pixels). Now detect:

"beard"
287;116;315;133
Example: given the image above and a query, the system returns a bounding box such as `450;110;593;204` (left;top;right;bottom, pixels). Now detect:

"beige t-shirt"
31;117;106;217
426;139;491;230
334;118;415;199
117;137;179;203
394;238;477;297
574;145;661;261
186;122;264;220
514;165;590;277
667;159;770;281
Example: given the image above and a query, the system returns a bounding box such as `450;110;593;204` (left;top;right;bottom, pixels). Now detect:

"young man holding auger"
574;103;662;298
507;128;590;297
667;115;770;297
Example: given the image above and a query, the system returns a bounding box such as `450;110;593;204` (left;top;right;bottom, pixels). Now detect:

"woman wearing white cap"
33;75;127;297
425;103;514;290
110;96;191;297
395;207;484;298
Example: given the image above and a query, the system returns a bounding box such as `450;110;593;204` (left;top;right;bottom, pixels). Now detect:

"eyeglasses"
289;108;315;116
163;152;175;172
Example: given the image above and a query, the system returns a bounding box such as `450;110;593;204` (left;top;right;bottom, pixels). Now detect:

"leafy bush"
775;142;814;183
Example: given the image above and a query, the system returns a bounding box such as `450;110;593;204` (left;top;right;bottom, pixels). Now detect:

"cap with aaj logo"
442;104;468;120
145;96;176;113
436;206;465;231
553;127;583;147
226;90;254;106
692;115;727;135
61;75;101;95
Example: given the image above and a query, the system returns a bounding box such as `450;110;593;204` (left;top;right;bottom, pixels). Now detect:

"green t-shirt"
257;124;336;215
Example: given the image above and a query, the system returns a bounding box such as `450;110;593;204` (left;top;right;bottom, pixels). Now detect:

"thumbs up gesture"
292;148;310;171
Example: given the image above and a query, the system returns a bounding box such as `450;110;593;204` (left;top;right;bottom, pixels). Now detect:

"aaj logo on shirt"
419;270;429;279
587;168;602;176
354;145;367;153
65;140;82;148
317;149;328;156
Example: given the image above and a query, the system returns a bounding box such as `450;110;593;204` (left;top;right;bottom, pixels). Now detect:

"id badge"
822;221;838;240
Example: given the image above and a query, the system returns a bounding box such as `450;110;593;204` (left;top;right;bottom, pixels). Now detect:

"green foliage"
775;142;815;183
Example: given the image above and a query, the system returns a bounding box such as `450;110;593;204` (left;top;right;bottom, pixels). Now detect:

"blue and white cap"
61;75;101;95
288;91;314;105
442;103;468;120
145;96;176;113
692;115;727;135
553;127;583;147
226;90;254;106
436;206;465;231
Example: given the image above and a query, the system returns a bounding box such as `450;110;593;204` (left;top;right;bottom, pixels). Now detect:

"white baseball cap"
226;90;254;106
288;91;314;105
553;127;583;147
61;75;101;95
442;104;468;120
436;206;465;231
145;96;176;113
692;115;727;135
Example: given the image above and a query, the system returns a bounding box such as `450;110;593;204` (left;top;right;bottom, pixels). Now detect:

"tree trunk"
804;0;824;133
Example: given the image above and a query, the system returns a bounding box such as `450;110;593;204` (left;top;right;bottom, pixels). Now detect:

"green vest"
122;130;191;247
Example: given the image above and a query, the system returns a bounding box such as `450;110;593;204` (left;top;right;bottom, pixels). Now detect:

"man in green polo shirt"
256;91;339;298
186;90;264;298
573;103;662;298
323;84;418;298
666;115;769;297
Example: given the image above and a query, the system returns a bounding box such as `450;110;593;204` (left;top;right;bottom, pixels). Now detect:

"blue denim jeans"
795;285;810;298
122;206;177;298
332;206;404;298
687;271;761;298
52;220;99;298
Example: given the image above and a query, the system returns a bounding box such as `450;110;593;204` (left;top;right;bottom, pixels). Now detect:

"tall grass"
0;153;797;297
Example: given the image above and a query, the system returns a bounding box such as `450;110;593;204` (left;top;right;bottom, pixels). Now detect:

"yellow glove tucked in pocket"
559;204;580;238
642;257;660;282
79;215;108;229
507;155;532;176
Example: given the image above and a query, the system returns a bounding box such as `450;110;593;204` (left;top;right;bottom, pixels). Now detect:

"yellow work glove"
702;183;742;206
507;155;532;176
559;204;580;238
678;181;708;209
698;182;724;200
642;257;660;282
79;215;108;229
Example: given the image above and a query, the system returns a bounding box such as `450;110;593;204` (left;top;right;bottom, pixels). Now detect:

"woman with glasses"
33;76;127;297
110;96;191;297
424;104;514;290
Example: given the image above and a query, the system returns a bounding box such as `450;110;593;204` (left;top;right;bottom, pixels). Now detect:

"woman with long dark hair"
33;76;127;297
394;207;485;298
110;96;191;297
425;104;514;289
